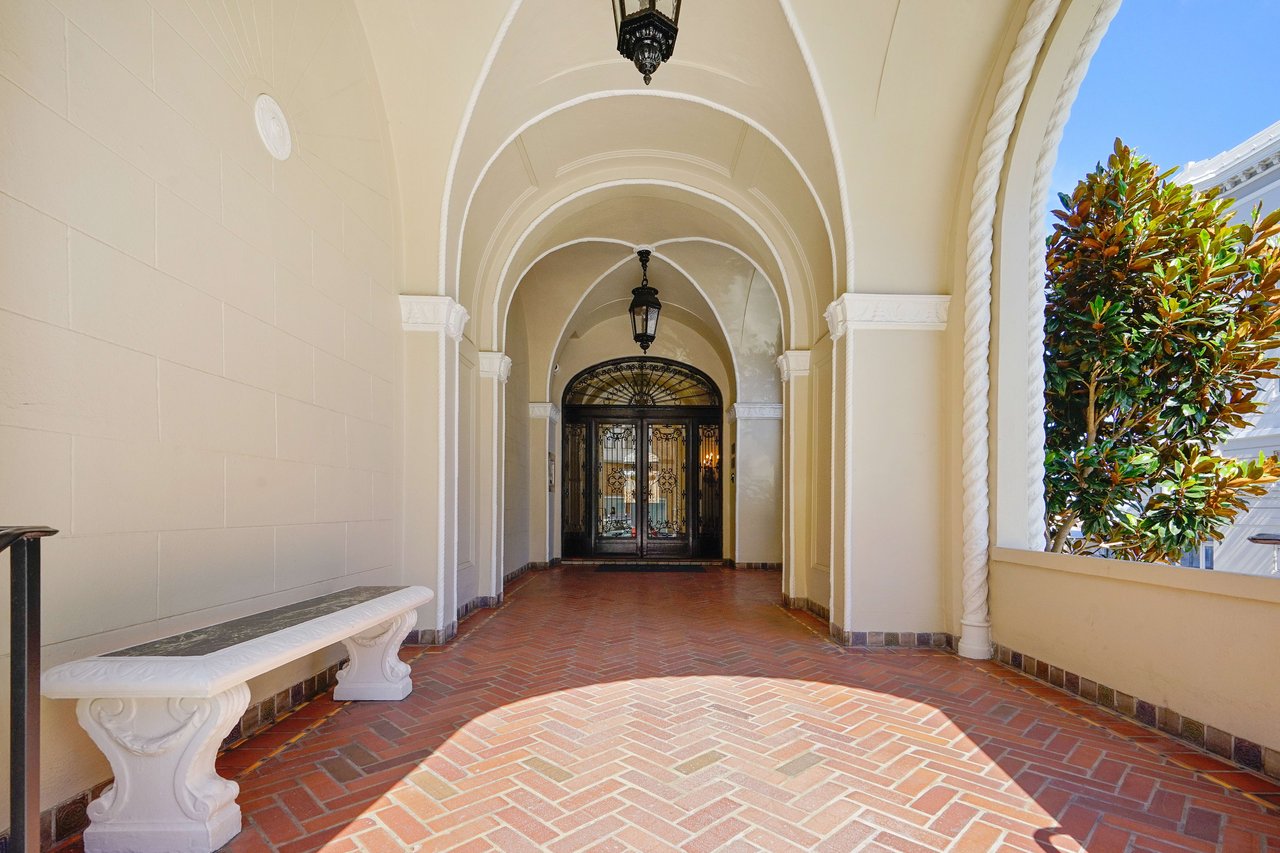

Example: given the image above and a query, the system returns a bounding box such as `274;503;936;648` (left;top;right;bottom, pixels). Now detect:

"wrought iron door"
642;421;689;556
562;358;722;560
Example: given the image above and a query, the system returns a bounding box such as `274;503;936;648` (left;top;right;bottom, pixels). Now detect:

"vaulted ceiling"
357;0;1023;350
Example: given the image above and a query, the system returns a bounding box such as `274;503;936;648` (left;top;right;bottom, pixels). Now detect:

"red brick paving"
56;566;1280;851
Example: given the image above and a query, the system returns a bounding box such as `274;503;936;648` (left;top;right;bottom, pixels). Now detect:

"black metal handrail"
4;526;57;853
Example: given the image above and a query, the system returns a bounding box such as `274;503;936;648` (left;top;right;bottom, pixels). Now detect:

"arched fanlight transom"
564;357;720;408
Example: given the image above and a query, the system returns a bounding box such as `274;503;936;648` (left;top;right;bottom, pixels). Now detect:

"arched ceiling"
357;0;1027;346
508;240;782;404
462;95;830;349
357;0;844;352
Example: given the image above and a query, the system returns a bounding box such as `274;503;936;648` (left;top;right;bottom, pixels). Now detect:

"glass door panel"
562;422;590;556
643;422;688;552
697;424;721;539
596;422;638;552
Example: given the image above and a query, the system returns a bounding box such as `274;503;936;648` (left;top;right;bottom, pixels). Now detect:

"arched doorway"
562;357;723;560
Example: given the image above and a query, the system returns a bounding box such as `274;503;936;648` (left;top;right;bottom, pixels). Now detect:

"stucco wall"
991;548;1280;752
849;332;947;631
504;302;533;576
0;0;401;820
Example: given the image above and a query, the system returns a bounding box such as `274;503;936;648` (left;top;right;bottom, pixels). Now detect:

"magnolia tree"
1044;139;1280;562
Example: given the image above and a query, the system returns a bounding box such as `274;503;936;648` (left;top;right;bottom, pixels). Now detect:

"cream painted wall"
0;0;401;820
991;549;1280;753
735;420;784;564
849;332;947;631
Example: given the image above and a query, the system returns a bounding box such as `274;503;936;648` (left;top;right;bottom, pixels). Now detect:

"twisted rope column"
959;0;1063;659
1024;0;1124;548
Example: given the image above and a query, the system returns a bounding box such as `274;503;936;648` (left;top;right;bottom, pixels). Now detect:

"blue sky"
1050;0;1280;210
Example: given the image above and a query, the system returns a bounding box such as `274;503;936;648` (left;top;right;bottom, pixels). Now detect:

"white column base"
958;620;993;659
77;684;250;853
333;611;416;700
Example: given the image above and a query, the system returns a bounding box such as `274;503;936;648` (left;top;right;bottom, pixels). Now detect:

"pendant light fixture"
613;0;681;85
628;249;662;352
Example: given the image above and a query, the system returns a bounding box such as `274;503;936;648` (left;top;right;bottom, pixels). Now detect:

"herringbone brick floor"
73;566;1280;852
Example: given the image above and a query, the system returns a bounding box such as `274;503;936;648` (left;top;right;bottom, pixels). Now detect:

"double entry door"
563;411;721;559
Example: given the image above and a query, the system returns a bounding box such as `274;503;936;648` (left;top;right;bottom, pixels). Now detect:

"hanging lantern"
628;249;662;352
613;0;681;85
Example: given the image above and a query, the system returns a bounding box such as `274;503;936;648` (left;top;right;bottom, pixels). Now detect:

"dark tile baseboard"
828;626;957;650
505;559;559;581
993;643;1280;783
406;621;456;646
782;595;830;621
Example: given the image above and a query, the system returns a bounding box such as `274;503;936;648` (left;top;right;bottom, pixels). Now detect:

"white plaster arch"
436;0;524;289
465;162;812;347
499;235;785;390
473;179;807;349
436;0;848;314
454;90;840;303
775;0;854;288
531;245;751;403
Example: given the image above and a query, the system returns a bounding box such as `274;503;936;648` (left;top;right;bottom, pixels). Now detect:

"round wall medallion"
254;94;292;161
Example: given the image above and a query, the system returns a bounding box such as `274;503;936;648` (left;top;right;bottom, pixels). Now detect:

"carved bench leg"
334;610;416;700
75;683;250;853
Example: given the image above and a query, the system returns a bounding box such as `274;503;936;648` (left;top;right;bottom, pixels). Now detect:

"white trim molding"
529;402;561;422
777;350;812;383
729;403;784;422
825;294;951;339
959;0;1063;661
400;295;469;340
478;351;512;382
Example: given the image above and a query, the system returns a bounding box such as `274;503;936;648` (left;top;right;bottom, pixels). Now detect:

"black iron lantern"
613;0;681;85
629;249;661;351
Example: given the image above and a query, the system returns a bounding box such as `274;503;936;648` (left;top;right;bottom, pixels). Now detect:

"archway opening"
561;357;723;560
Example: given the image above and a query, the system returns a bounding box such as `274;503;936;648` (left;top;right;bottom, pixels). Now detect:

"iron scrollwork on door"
565;358;720;408
561;357;721;558
596;423;637;539
647;424;687;538
563;422;588;535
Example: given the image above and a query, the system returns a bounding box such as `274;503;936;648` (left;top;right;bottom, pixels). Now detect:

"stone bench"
41;584;434;853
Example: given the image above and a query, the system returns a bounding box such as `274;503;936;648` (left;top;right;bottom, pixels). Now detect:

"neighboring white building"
1181;119;1280;575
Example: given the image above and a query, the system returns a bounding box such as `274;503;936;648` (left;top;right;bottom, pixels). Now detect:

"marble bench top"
42;585;434;700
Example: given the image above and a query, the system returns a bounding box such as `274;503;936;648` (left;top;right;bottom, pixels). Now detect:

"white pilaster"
528;402;561;564
778;351;812;607
825;303;855;640
824;293;953;644
401;295;468;640
475;351;510;601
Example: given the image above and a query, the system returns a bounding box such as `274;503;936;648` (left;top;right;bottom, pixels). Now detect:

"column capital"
529;402;561;422
776;351;811;383
400;295;469;340
824;293;951;340
728;403;783;422
478;352;512;382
